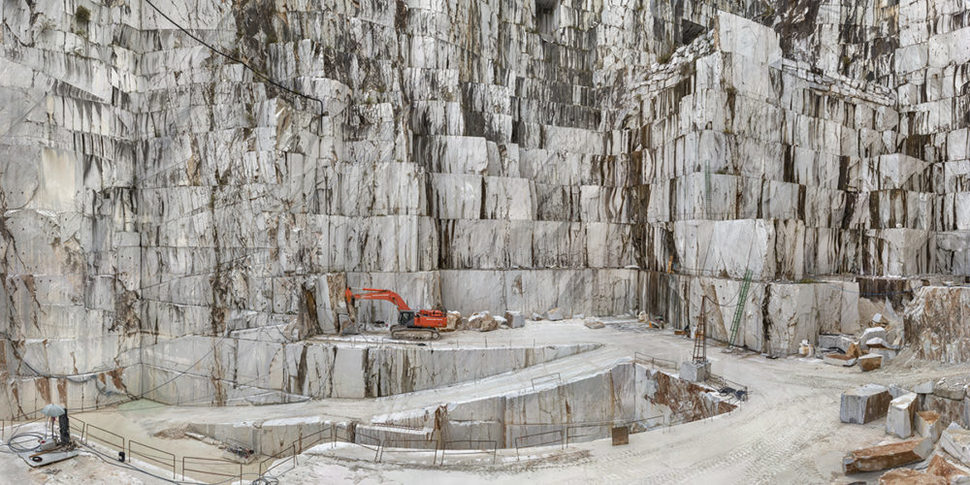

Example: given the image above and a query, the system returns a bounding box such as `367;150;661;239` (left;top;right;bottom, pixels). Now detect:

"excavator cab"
398;310;416;327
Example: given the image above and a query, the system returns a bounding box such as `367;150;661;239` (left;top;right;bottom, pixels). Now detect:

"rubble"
858;354;883;372
584;320;605;329
843;438;933;474
798;340;813;357
468;312;499;332
841;385;892;424
886;393;918;438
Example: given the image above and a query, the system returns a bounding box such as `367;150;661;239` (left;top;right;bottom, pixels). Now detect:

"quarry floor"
2;319;966;484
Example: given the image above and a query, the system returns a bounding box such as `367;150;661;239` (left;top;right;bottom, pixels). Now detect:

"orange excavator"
344;288;447;340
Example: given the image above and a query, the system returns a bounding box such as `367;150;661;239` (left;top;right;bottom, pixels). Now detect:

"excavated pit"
181;359;739;457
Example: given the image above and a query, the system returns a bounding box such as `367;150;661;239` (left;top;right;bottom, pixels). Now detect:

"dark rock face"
0;0;968;415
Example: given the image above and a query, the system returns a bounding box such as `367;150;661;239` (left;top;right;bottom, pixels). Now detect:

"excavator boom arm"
344;288;411;311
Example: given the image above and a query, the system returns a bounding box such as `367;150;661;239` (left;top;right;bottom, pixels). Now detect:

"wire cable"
141;0;326;117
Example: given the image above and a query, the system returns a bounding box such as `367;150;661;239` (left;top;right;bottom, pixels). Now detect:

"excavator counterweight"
344;288;446;341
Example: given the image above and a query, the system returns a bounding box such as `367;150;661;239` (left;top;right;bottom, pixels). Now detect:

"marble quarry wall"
1;0;969;417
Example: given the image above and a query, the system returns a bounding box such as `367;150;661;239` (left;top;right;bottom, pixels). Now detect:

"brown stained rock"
824;353;857;367
917;411;943;442
644;370;736;422
847;342;863;359
923;394;964;428
584;320;605;329
445;311;461;331
878;468;947;485
843;438;933;474
858;353;883;371
841;384;892;424
926;454;969;481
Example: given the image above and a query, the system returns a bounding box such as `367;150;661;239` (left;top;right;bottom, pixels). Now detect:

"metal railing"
633;351;678;370
85;423;125;453
295;424;335;454
129;440;177;479
377;438;439;464
259;444;296;478
181;456;242;484
531;372;562;390
514;429;564;459
440;440;497;465
352;432;383;461
634;351;750;401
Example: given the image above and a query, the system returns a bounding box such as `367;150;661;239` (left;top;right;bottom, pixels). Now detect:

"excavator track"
389;325;440;341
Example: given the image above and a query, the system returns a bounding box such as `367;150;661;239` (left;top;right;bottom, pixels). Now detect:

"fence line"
259;444;296;478
633;351;750;401
440;439;497;465
514;429;564;460
378;438;440;464
181;456;243;483
85;423;125;453
129;440;177;479
531;372;563;390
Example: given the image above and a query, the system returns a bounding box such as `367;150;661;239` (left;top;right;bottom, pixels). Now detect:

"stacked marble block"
0;1;145;416
632;13;912;352
136;334;596;405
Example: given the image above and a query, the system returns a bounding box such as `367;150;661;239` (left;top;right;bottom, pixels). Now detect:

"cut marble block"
886;392;918;438
841;384;892;424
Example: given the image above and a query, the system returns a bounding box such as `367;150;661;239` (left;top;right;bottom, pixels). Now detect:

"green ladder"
728;270;753;349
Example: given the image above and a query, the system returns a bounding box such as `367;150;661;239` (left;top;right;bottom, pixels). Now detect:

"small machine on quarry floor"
344;287;447;340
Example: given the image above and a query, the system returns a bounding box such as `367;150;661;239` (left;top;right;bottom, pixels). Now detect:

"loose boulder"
504;311;525;329
584;319;605;329
886;392;918;438
861;326;887;348
468;312;497;332
858;354;883;372
445;311;461;331
934;377;969;400
824;353;857;367
544;308;565;321
843;438;933;474
841;384;892;424
914;380;936;394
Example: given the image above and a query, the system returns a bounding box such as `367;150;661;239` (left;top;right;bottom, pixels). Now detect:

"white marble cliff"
1;0;969;417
